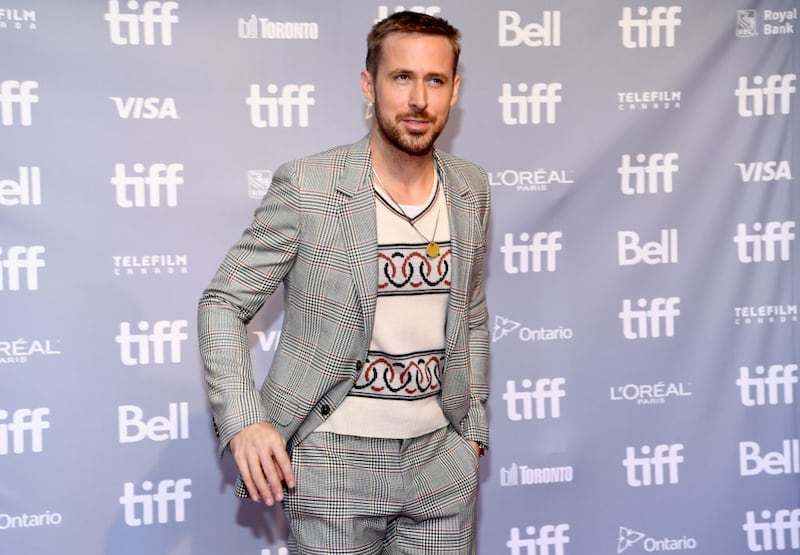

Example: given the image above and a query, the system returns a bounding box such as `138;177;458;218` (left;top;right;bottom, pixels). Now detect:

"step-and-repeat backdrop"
1;1;798;554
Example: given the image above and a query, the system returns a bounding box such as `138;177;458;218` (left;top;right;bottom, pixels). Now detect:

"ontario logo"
617;526;697;553
492;315;573;343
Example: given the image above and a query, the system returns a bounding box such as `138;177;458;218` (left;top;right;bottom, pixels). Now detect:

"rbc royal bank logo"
737;8;797;38
105;0;179;46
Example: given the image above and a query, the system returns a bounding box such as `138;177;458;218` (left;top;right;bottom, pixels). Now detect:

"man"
198;11;490;554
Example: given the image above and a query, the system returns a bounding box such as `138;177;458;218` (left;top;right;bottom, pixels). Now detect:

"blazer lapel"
436;151;476;355
337;136;379;336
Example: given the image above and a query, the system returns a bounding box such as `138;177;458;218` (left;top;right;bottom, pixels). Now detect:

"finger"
259;453;286;503
271;447;296;489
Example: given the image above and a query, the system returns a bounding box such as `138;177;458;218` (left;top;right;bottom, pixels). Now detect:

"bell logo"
118;402;189;443
0;167;41;206
104;0;179;46
498;10;561;47
618;229;678;266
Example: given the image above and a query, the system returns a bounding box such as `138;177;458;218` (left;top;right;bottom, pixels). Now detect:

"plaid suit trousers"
282;425;480;554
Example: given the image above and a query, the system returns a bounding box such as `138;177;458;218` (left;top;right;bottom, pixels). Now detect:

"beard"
373;99;448;156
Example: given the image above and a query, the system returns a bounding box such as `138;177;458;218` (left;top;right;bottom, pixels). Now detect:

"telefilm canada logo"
617;526;697;553
617;90;681;111
734;304;798;325
0;8;36;31
112;254;188;277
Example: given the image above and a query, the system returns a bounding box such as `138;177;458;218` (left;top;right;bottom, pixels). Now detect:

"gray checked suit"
198;134;491;485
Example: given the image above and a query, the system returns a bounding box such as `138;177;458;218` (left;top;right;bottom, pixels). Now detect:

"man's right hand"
229;422;296;506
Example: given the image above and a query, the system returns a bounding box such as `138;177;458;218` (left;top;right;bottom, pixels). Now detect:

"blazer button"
320;404;331;417
355;360;363;372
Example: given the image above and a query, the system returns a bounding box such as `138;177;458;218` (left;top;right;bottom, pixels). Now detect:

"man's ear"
361;70;375;103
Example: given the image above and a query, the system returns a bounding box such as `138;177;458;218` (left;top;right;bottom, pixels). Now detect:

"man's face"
362;33;460;156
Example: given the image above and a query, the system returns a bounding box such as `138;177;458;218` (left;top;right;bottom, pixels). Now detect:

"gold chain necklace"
372;168;442;258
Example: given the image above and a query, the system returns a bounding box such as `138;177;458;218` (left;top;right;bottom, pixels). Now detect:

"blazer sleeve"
197;162;300;457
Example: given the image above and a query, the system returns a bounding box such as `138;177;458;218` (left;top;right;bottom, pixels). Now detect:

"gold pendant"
426;242;440;258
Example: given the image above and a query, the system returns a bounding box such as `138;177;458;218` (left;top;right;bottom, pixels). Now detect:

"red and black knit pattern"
352;349;444;400
378;242;451;294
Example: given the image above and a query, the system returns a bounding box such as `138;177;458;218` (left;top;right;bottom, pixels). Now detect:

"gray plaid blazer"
198;134;491;463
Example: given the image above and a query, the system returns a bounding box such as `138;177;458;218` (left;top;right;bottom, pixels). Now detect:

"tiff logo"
0;408;49;454
0;245;45;291
503;378;566;421
498;83;561;125
119;478;192;526
247;84;315;128
498;10;561;47
105;0;178;46
111;163;184;207
619;153;678;194
733;221;795;263
743;508;800;551
376;6;441;22
623;443;684;487
500;231;562;273
507;524;570;555
735;74;796;117
115;320;188;366
737;364;798;406
0;166;41;206
0;80;38;126
619;297;680;339
118;402;189;443
619;6;681;48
